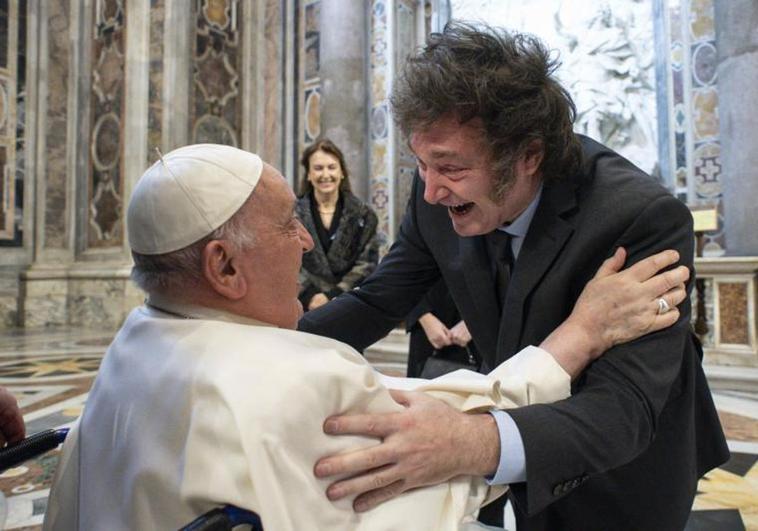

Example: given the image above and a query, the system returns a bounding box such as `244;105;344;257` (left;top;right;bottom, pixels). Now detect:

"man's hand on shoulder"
314;390;499;512
540;248;689;378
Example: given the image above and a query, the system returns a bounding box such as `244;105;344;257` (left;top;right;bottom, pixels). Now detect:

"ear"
202;240;247;300
518;139;544;178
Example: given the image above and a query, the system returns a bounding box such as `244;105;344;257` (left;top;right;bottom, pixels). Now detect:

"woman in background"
297;139;379;311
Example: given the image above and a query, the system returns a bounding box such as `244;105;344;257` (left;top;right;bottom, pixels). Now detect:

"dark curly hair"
390;21;582;195
299;138;352;196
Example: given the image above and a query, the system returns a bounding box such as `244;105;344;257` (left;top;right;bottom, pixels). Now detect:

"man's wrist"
461;413;500;476
540;319;599;379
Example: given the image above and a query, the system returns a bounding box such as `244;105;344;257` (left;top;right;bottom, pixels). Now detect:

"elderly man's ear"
202;240;247;300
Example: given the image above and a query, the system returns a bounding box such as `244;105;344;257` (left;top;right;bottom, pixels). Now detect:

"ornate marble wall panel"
146;0;164;165
295;0;321;179
696;258;758;368
43;0;70;249
663;0;724;254
87;0;127;249
393;0;417;235
190;0;243;147
369;0;392;251
262;0;282;168
10;0;26;247
0;0;19;243
719;282;750;346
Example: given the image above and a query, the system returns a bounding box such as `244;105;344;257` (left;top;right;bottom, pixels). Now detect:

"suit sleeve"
299;175;442;350
507;194;697;515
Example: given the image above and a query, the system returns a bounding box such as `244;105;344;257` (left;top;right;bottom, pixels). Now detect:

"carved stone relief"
449;0;659;176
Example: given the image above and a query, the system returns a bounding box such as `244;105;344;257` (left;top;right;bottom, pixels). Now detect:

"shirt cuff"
486;409;526;485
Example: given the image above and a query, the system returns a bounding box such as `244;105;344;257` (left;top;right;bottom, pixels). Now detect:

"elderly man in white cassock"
43;144;687;530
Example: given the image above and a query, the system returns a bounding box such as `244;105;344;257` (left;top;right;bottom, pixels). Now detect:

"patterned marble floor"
0;327;756;530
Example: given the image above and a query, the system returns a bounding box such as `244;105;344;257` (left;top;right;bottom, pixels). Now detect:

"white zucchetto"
127;144;262;255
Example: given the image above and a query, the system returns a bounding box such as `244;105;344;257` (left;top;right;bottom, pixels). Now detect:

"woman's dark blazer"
297;191;379;303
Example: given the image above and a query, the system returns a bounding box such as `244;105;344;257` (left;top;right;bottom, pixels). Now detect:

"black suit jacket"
299;137;728;530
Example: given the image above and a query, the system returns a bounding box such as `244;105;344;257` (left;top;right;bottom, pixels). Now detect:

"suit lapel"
496;180;578;361
459;235;501;371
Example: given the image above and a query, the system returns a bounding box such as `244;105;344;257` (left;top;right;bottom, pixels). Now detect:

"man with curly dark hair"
301;22;728;530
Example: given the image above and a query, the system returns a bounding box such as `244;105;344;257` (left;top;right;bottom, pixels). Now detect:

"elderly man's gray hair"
131;196;256;294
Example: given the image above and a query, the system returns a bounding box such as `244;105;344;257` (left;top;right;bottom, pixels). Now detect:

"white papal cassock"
43;299;570;530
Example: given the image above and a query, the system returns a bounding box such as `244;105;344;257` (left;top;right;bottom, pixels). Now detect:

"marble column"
318;0;369;200
714;0;758;256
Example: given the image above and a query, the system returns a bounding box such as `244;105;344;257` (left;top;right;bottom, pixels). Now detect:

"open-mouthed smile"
449;202;474;216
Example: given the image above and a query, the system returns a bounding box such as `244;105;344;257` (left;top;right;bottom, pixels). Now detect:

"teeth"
450;202;473;214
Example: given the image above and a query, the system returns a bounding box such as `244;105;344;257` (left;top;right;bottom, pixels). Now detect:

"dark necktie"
487;230;514;312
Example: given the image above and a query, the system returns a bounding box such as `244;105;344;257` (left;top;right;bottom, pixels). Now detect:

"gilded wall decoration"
190;0;242;147
87;0;126;248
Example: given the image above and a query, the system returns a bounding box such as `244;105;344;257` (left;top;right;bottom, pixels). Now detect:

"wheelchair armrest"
179;505;263;531
0;428;69;472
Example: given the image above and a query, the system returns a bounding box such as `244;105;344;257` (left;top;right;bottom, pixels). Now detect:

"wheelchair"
0;428;264;531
